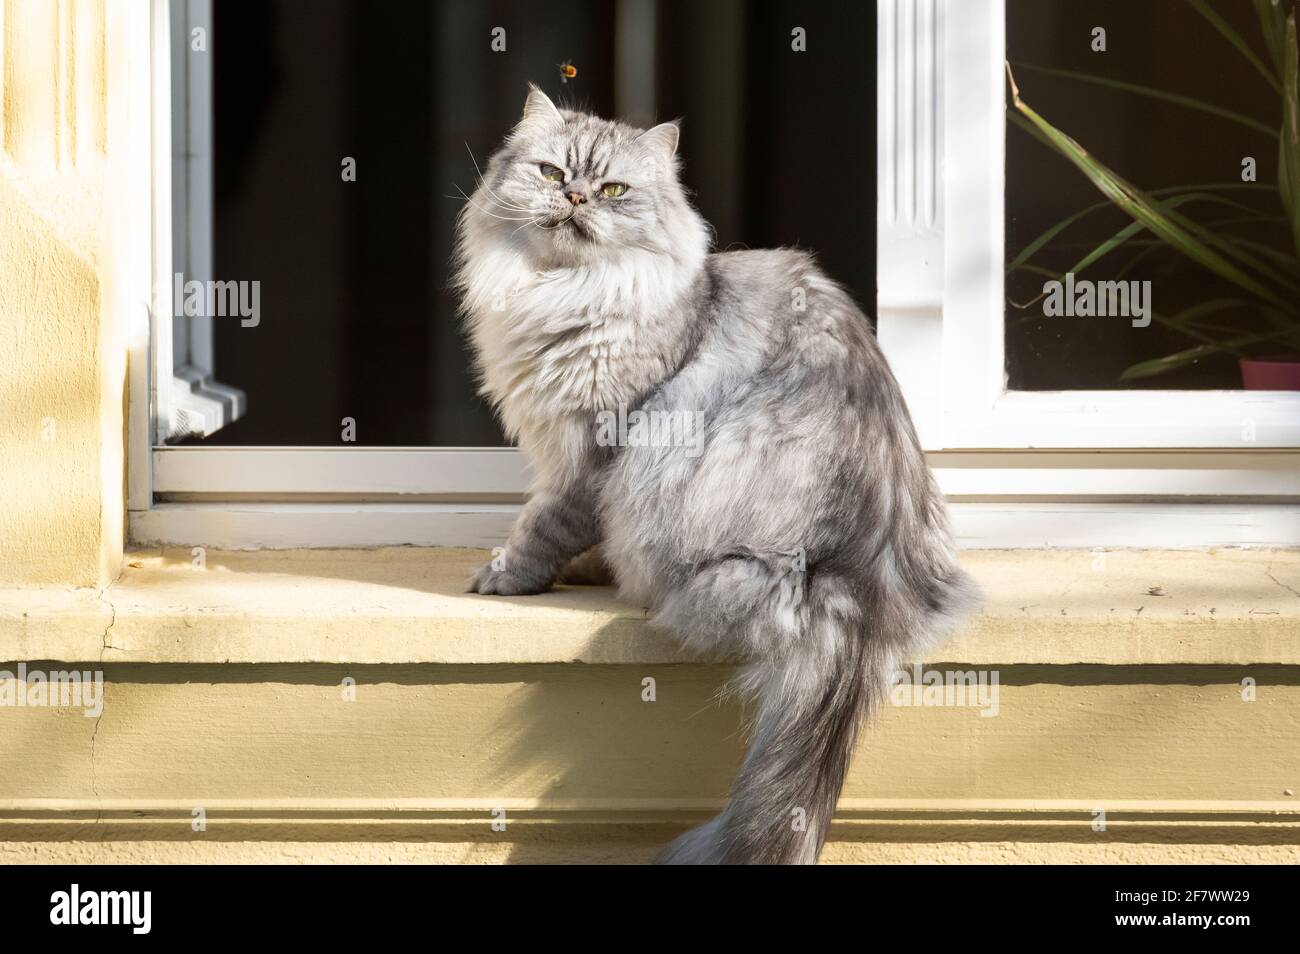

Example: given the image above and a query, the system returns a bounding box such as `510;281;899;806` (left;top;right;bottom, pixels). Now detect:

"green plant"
1006;0;1300;382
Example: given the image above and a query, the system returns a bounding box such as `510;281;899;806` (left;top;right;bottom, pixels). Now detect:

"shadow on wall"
0;175;107;585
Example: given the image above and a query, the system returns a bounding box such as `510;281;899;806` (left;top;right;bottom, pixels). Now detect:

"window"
880;0;1300;444
131;0;883;546
875;0;1299;545
1006;0;1298;393
128;0;1299;550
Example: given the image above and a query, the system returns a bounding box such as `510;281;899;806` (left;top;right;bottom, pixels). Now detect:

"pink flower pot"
1240;356;1300;391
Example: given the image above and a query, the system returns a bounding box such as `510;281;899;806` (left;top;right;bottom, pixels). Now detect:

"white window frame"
126;0;1300;551
880;0;1300;451
163;0;246;442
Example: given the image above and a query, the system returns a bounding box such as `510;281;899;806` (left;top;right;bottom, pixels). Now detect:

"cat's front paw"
466;561;551;596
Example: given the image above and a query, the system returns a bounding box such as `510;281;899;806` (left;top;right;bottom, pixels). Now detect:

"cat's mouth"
543;211;591;238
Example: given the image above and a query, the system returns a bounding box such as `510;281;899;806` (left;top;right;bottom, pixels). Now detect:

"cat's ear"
515;84;565;134
635;121;680;161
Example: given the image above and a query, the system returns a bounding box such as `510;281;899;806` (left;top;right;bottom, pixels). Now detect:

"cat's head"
464;86;706;266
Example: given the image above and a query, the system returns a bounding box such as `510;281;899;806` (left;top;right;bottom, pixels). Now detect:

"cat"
454;86;980;864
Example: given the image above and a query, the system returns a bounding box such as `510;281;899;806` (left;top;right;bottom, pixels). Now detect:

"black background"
2;865;1289;938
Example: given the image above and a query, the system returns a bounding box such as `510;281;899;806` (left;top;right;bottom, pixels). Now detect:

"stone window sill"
1;548;1296;666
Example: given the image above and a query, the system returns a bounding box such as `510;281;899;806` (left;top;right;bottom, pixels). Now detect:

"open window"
875;0;1300;546
880;0;1300;445
129;0;1298;550
130;0;880;546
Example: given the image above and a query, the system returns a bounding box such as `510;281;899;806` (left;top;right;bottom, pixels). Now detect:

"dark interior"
195;0;876;446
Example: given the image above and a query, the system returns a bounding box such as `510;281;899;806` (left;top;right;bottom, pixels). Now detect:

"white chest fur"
461;243;699;476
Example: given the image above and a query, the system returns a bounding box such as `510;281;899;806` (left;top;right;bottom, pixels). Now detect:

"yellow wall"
2;660;1297;864
0;0;123;587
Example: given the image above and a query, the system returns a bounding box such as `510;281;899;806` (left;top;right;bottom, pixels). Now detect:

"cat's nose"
566;191;587;206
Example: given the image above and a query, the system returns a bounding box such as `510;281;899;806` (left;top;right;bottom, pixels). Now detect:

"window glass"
1005;0;1298;391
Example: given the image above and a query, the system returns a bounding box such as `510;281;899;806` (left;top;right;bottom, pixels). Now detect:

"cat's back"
703;247;882;381
705;247;823;320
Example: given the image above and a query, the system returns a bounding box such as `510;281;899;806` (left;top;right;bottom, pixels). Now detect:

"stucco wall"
0;0;122;587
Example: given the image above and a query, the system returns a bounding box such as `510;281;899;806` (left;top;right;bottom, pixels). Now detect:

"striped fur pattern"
455;88;980;863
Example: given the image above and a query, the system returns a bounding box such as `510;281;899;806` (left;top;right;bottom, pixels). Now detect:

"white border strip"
131;502;520;549
130;502;1300;550
153;447;530;494
153;446;1300;498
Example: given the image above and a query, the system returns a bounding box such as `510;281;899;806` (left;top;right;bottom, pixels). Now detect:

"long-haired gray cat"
455;87;979;865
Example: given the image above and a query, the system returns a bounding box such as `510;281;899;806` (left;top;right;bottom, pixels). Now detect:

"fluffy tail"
656;576;905;865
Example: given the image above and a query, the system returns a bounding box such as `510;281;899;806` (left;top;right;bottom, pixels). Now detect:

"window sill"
3;547;1297;666
3;546;1297;863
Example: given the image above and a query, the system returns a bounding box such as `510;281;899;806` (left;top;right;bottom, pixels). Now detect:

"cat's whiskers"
451;183;537;221
465;183;535;214
532;216;572;231
449;188;535;223
463;141;488;182
510;215;574;236
462;142;539;214
479;187;534;214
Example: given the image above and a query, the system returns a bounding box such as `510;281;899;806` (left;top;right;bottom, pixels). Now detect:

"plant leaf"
1114;241;1167;280
1254;0;1288;81
1007;183;1278;276
1006;141;1300;305
1152;192;1300;292
1121;300;1300;382
1282;10;1300;261
1120;343;1225;381
1151;299;1253;349
1005;76;1295;311
1120;321;1300;381
1187;0;1282;95
1063;193;1278;278
1012;60;1277;137
1221;234;1300;274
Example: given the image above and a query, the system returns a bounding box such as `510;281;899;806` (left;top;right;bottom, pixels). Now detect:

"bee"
557;60;577;83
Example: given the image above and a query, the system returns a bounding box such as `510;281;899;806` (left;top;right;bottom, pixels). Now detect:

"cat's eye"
539;163;565;182
602;182;628;197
